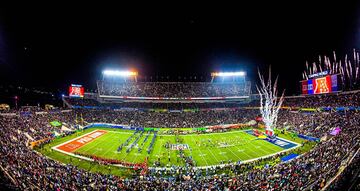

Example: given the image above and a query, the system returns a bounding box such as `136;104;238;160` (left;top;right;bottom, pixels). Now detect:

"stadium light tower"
257;67;284;137
102;70;138;82
211;71;246;82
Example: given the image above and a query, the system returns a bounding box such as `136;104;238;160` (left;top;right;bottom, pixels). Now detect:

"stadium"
1;3;360;191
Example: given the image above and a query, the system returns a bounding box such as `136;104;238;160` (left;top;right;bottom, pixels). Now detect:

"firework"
257;67;284;137
302;50;360;89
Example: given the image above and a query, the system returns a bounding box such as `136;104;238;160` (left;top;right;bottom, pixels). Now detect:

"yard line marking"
191;136;229;164
235;133;275;158
128;133;152;163
209;133;245;161
121;132;145;162
189;134;209;166
151;138;164;165
254;141;280;154
78;132;115;154
100;133;125;157
77;133;111;153
223;131;265;158
233;135;258;159
84;132;119;156
207;132;251;160
129;135;147;163
206;148;221;163
230;132;281;157
185;133;241;164
227;132;268;158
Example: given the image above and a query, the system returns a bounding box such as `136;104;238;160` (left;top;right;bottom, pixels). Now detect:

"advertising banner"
307;79;314;94
331;74;339;92
301;80;308;94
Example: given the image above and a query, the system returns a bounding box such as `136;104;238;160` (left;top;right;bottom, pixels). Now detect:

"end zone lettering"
56;130;107;152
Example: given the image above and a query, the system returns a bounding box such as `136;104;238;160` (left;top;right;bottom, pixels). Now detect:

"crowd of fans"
64;98;246;109
65;90;360;110
0;91;359;190
0;111;75;141
277;111;344;138
97;81;251;97
75;109;258;128
282;90;360;107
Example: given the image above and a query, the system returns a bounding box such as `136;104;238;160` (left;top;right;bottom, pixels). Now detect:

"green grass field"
52;127;301;168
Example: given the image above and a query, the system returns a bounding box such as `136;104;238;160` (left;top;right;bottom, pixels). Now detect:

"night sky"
1;2;360;95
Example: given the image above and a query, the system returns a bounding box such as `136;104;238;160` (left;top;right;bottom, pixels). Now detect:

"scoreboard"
69;84;84;98
301;73;341;95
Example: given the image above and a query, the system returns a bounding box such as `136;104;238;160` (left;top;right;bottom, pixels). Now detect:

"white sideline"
52;130;101;149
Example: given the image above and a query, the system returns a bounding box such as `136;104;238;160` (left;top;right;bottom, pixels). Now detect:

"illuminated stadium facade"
95;71;252;105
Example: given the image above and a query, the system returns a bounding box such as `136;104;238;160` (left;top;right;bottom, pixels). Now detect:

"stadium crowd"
277;111;344;138
282;90;360;107
64;98;244;109
75;109;259;128
65;90;360;110
97;81;250;97
0;91;359;190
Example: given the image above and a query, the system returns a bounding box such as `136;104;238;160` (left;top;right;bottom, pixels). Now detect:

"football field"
53;128;299;167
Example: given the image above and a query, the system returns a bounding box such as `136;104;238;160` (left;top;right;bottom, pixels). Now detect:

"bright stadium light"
211;71;246;77
102;70;138;77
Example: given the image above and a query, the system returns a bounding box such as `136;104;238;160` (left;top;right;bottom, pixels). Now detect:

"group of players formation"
1;85;360;190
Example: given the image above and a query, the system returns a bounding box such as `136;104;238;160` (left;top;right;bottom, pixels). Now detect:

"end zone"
53;130;108;153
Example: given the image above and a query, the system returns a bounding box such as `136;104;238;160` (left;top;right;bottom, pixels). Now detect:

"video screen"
69;84;84;97
301;75;340;95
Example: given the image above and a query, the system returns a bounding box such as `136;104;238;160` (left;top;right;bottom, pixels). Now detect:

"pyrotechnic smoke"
303;49;360;89
257;67;285;134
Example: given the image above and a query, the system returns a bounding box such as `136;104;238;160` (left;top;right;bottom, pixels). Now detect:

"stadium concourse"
0;87;359;190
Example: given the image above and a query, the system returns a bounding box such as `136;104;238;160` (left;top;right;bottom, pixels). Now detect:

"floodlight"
102;70;138;77
211;72;246;77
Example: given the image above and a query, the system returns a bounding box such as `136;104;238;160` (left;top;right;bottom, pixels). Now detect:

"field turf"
54;127;296;167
